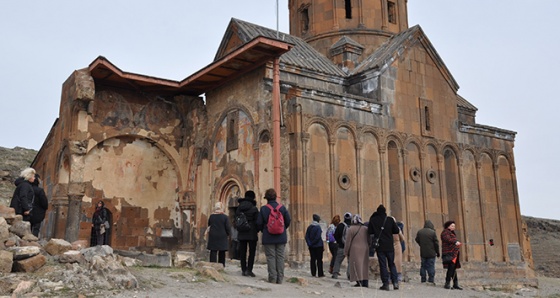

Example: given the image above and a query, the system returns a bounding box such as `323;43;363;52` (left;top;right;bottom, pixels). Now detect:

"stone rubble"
0;206;225;297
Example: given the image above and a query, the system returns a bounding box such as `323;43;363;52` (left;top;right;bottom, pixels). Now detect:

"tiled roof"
330;36;364;50
228;19;347;76
457;94;478;111
351;25;420;75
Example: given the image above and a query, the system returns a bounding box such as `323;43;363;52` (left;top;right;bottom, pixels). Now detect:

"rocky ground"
99;261;560;298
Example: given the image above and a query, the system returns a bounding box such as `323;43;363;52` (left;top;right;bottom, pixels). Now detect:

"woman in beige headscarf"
207;202;231;267
344;214;370;287
391;216;405;281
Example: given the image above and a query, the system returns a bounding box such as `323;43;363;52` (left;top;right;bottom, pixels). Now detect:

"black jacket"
207;213;231;251
415;220;440;258
367;211;399;252
30;181;49;224
235;197;259;241
10;177;34;216
334;218;351;249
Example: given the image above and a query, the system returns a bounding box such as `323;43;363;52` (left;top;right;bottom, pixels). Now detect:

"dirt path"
102;260;560;298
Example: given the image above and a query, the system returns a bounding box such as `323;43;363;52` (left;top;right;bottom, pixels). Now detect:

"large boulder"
0;217;10;241
44;238;72;256
0;250;13;273
7;246;41;260
12;254;46;272
8;219;32;238
0;206;15;219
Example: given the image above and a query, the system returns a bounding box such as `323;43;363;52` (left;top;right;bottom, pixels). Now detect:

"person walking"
331;212;351;279
344;214;370;287
392;217;405;282
207;202;230;267
305;214;324;277
10;167;36;222
256;188;291;284
92;201;109;246
441;220;463;290
368;204;400;291
326;215;340;274
236;190;259;277
415;219;440;285
29;174;49;237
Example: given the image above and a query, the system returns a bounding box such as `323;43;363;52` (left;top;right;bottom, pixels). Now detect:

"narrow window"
424;106;431;131
345;0;352;19
388;1;396;24
301;8;309;32
226;111;238;152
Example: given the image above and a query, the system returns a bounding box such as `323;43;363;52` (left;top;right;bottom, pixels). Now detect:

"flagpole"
276;0;279;39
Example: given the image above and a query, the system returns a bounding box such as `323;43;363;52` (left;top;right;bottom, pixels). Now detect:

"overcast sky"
1;1;558;220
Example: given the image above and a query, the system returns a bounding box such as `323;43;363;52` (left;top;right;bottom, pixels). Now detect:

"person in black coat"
30;174;49;237
305;214;324;277
92;200;109;245
236;190;259;277
331;212;351;279
368;204;400;291
10;167;36;222
207;201;231;267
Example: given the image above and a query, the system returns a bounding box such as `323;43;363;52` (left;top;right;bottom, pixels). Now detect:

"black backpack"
235;212;251;232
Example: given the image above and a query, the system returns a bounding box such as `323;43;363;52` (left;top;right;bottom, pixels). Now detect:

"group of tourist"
310;204;463;290
206;188;291;284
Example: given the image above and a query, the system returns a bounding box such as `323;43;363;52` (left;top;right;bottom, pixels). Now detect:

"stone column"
65;193;83;243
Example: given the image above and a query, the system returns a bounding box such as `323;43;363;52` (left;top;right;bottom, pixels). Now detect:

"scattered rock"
44;238;73;256
13;254;46;272
0;250;13;273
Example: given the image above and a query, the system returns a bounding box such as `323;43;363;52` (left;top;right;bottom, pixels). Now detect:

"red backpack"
266;204;285;235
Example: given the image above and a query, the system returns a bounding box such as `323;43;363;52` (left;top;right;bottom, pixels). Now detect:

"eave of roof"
88;36;292;96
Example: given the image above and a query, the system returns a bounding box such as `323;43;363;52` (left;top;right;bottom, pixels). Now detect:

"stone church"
33;0;535;286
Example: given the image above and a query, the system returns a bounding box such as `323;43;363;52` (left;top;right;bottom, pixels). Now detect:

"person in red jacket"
441;220;463;290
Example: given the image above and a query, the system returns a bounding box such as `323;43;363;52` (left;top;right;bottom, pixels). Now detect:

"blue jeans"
420;257;436;282
377;250;398;285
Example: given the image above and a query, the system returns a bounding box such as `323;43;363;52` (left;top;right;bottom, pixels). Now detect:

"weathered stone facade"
32;0;534;287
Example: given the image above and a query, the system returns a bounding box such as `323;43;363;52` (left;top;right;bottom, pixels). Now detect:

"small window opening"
226;111;238;152
424;106;431;131
345;0;352;19
301;8;309;32
388;1;396;24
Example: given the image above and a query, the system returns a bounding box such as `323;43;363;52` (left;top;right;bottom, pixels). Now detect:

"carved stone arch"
305;117;333;143
216;177;245;209
358;127;381;145
403;137;422;153
385;133;404;151
258;129;271;144
478;149;495;166
441;144;461;161
332;122;359;144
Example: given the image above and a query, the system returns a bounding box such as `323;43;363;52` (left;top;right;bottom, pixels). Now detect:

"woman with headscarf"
92;201;109;246
207;201;231;267
441;220;463;290
344;214;370;287
392;218;405;282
